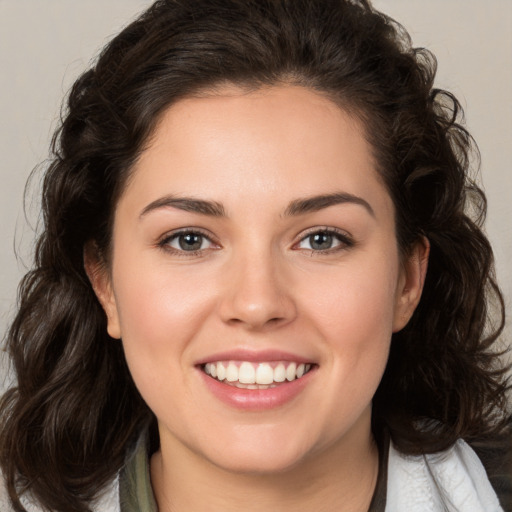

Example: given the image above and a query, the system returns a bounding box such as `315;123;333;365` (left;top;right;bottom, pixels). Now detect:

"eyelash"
293;227;355;255
157;229;219;257
157;227;354;257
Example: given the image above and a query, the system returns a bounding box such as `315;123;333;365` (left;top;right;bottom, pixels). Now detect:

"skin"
86;85;428;511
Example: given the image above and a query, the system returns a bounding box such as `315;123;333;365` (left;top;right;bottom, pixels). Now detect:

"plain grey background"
1;1;511;390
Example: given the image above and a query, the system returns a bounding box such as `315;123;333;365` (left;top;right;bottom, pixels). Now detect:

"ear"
393;236;429;333
83;242;122;339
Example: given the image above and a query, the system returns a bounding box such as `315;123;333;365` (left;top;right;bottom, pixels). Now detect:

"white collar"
386;438;503;511
3;437;503;511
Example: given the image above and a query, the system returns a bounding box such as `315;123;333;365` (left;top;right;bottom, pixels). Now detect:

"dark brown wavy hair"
1;0;510;510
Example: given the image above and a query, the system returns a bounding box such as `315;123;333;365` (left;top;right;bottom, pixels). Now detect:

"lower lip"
198;367;315;411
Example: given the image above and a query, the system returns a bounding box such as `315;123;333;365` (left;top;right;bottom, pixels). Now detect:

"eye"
159;230;217;253
296;229;353;252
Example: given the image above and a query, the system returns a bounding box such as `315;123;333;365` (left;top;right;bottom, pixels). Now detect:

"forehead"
121;85;392;219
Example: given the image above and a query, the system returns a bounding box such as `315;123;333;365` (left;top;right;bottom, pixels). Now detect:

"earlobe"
83;242;122;339
392;236;430;333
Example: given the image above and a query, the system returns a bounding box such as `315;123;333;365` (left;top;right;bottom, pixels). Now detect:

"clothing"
116;433;505;512
1;436;507;511
119;434;158;512
387;439;505;511
116;432;387;512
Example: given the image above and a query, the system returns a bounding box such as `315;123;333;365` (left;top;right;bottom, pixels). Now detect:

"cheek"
303;253;398;387
302;257;399;346
297;258;398;426
110;255;215;394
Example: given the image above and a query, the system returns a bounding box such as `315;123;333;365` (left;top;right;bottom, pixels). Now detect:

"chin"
200;432;317;475
212;452;307;475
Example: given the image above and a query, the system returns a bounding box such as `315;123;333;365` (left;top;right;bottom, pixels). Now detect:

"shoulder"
386;438;506;511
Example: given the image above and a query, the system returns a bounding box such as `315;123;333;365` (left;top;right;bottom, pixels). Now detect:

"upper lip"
195;348;315;366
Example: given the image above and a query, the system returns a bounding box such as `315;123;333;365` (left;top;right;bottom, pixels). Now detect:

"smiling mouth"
202;361;314;389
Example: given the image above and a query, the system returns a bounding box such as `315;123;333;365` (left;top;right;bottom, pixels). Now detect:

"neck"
151;415;379;512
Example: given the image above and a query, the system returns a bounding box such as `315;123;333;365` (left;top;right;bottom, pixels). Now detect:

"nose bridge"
218;241;295;329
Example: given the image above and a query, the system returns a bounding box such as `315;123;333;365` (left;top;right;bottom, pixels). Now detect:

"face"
88;85;427;474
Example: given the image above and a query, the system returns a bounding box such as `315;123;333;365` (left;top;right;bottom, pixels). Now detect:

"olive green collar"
119;434;158;512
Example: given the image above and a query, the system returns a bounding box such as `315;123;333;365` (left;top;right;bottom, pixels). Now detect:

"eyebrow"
139;195;226;218
284;192;375;218
139;191;374;219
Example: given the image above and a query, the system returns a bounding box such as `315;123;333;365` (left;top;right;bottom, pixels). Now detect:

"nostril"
227;316;286;328
218;283;297;329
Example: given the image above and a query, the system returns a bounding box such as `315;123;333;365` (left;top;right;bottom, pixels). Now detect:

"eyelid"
157;227;220;254
156;226;353;255
292;226;354;252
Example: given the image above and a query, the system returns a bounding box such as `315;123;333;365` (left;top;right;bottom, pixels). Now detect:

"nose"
218;249;297;331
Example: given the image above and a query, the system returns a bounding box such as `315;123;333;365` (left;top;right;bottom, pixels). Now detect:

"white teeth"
204;363;215;376
286;362;297;381
255;363;274;385
226;362;238;382
203;360;312;385
274;363;286;382
238;362;256;384
216;362;226;381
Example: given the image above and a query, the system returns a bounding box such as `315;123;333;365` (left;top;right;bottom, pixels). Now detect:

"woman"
1;0;510;511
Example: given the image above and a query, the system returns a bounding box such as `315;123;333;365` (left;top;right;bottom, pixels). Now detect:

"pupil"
179;233;202;251
311;232;332;250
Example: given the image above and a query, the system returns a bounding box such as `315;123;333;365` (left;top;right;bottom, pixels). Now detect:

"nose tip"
224;298;290;329
218;263;296;330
